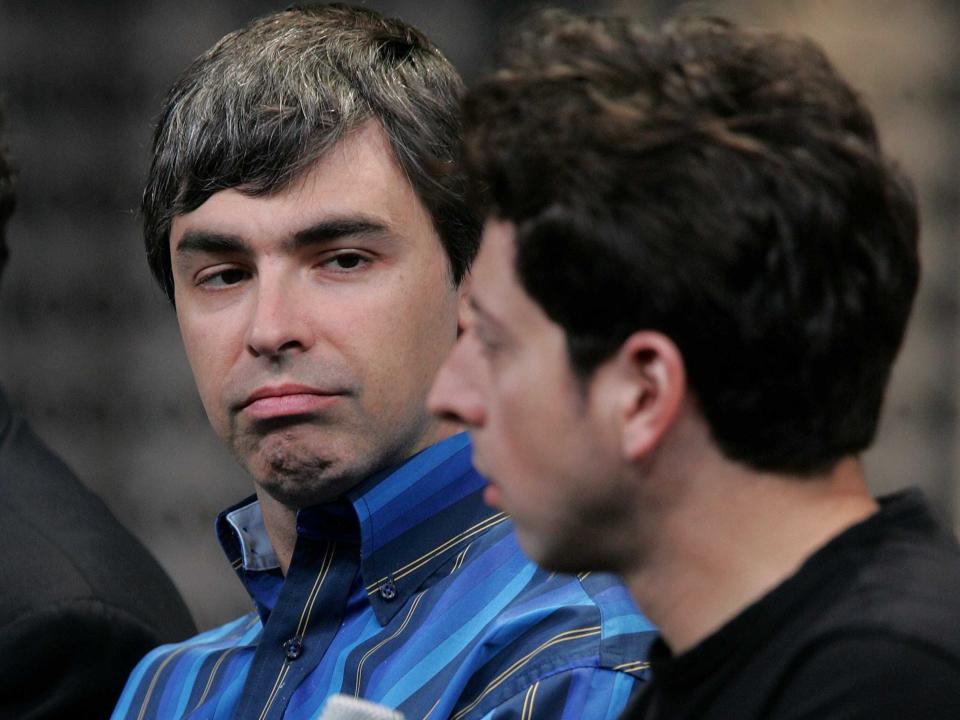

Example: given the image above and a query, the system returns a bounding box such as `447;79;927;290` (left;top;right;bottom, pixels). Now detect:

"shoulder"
755;501;960;718
476;665;642;720
0;418;195;639
446;521;655;717
0;598;187;719
0;597;170;659
112;612;262;718
766;632;960;719
821;501;960;659
469;519;656;661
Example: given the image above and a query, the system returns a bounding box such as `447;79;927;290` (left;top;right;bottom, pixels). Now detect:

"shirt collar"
216;433;507;625
222;499;280;572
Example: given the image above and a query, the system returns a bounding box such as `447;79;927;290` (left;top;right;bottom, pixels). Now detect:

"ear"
612;331;687;463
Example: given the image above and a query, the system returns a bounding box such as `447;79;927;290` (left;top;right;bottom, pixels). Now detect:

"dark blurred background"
0;0;957;630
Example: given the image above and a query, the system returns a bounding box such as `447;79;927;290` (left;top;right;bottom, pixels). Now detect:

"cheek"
402;277;460;344
484;390;544;476
496;365;580;477
179;320;210;380
359;285;459;380
327;306;455;425
177;316;233;413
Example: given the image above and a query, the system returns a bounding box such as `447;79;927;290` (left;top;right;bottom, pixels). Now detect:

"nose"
428;333;486;428
244;272;315;359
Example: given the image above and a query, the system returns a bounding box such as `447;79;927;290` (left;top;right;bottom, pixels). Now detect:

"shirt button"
282;636;303;660
379;577;398;601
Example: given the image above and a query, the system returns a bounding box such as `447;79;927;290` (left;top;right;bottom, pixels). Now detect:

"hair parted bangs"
144;3;478;300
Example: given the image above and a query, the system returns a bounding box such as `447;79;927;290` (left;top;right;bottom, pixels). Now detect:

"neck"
623;453;877;655
257;491;299;575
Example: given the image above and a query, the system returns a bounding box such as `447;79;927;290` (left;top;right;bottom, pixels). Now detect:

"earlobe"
616;332;686;462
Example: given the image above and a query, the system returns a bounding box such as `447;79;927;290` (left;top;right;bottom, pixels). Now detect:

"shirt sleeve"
767;633;960;720
478;666;641;720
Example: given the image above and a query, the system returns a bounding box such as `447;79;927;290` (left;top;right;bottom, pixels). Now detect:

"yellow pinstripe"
191;613;262;712
135;646;190;720
257;663;292;720
612;660;650;674
295;542;336;637
257;541;337;720
192;648;238;711
451;543;472;574
421;696;443;720
521;681;540;720
366;513;508;595
353;591;427;696
451;626;601;720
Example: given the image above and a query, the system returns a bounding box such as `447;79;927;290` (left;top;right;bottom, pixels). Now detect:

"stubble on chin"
225;408;443;510
230;425;357;509
261;451;341;508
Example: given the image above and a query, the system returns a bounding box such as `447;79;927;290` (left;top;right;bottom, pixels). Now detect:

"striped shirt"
112;433;655;719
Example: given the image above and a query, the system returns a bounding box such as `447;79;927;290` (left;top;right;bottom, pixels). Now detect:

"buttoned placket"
232;532;360;720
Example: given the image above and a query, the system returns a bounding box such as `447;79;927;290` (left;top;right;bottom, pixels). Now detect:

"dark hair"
0;105;14;279
144;2;479;300
463;12;920;475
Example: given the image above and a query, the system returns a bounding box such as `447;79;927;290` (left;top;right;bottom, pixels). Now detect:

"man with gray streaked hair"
113;5;655;719
143;2;476;301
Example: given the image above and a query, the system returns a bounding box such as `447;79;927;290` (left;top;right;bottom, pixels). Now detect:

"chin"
243;445;348;507
257;467;360;509
516;530;591;574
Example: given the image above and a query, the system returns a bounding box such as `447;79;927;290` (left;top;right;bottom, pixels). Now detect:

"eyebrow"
468;295;511;338
174;216;392;258
175;231;248;257
290;217;390;249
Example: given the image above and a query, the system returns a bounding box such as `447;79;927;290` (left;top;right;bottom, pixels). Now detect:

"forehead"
472;219;551;331
473;220;516;285
169;121;439;250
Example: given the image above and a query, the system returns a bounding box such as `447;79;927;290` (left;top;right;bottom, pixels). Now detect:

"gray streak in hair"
143;3;479;300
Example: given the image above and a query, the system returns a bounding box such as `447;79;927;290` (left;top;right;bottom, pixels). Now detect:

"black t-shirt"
623;490;960;719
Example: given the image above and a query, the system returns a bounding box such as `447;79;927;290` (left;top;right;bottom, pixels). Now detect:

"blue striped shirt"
112;434;655;719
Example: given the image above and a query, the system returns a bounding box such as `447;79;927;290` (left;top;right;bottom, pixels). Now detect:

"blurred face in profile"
429;219;631;572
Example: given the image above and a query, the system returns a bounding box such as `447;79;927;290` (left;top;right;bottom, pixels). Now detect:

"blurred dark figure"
0;106;195;719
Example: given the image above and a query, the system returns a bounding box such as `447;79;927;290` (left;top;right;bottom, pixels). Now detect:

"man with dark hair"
113;5;653;719
430;10;960;719
0;107;196;718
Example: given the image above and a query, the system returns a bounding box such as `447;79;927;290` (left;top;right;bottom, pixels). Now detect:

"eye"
197;267;250;288
322;251;371;272
479;337;502;357
473;325;502;357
